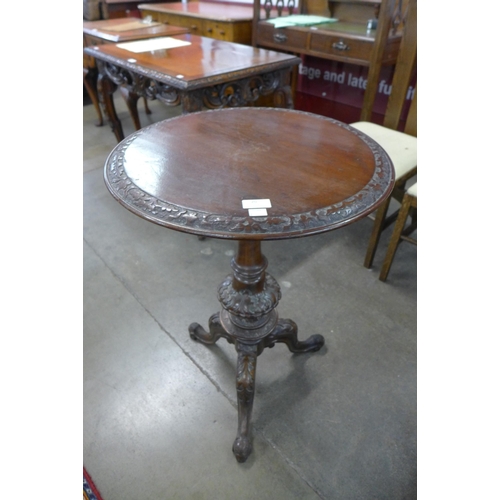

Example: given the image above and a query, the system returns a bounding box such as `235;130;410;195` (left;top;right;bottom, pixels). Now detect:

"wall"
295;55;416;127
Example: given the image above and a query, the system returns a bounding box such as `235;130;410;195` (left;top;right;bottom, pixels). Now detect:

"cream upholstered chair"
350;0;417;272
350;120;417;269
379;182;417;281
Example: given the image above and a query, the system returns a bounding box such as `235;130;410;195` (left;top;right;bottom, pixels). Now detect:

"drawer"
256;23;309;52
309;32;372;63
150;11;204;34
203;20;232;40
179;17;204;35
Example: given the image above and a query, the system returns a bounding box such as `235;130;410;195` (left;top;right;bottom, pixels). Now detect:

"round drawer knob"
273;32;288;43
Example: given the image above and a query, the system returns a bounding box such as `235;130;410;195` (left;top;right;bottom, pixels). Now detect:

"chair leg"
144;98;152;115
364;169;417;269
379;192;415;282
364;197;391;269
83;68;103;127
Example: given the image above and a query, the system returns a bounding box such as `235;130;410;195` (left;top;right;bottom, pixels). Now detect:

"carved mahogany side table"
103;107;395;463
84;34;300;142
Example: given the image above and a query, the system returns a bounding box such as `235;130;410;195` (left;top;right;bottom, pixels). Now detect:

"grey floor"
83;96;417;500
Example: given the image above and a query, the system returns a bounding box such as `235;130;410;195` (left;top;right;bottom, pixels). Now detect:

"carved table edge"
103;108;396;240
84;46;300;90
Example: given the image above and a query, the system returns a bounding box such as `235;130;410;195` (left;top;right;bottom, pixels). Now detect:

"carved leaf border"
104;109;395;239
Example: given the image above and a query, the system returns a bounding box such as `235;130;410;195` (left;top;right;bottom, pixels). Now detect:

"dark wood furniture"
103;106;395;462
102;0;168;19
252;0;407;121
83;18;189;127
84;34;300;141
138;1;255;44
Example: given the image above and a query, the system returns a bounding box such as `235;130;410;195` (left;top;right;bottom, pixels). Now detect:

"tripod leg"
263;318;324;353
189;313;234;346
232;342;258;463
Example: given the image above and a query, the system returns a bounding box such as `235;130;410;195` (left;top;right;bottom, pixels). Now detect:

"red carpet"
84;467;104;500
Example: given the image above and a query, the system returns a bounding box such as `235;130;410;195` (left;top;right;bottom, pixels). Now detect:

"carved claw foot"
233;436;252;463
264;318;325;353
189;313;234;346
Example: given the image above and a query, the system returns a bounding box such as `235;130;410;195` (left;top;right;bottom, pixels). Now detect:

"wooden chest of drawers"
255;21;400;66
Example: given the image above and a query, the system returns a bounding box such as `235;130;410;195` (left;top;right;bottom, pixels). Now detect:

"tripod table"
103;107;395;462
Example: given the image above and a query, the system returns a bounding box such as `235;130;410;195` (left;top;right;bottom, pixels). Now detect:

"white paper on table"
116;37;191;53
266;15;338;28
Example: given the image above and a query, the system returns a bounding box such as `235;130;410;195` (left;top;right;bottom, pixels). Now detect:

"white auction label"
242;199;272;209
248;208;268;217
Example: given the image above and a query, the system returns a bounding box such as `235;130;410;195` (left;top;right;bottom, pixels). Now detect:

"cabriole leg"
232;342;258;463
263;318;324;353
189;313;234;346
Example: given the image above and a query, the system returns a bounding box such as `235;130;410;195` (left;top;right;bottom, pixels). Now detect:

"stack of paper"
266;15;338;28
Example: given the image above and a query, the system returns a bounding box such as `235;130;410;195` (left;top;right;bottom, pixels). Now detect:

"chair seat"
407;182;417;197
351;121;417;180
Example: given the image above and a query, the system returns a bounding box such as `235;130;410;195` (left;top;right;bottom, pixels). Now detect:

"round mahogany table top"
104;107;395;240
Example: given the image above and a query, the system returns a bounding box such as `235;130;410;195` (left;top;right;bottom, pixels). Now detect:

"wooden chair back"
255;0;300;21
362;0;417;134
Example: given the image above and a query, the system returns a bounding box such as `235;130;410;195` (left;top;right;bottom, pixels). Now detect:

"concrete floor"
83;96;417;500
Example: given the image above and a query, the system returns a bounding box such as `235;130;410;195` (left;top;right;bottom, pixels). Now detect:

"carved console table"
84;34;300;142
103;107;395;463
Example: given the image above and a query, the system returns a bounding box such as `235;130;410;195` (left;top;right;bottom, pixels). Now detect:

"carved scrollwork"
262;0;295;18
102;63;133;86
202;72;282;109
92;51;295;114
100;62;181;107
276;0;285;16
263;0;273;18
144;79;180;106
